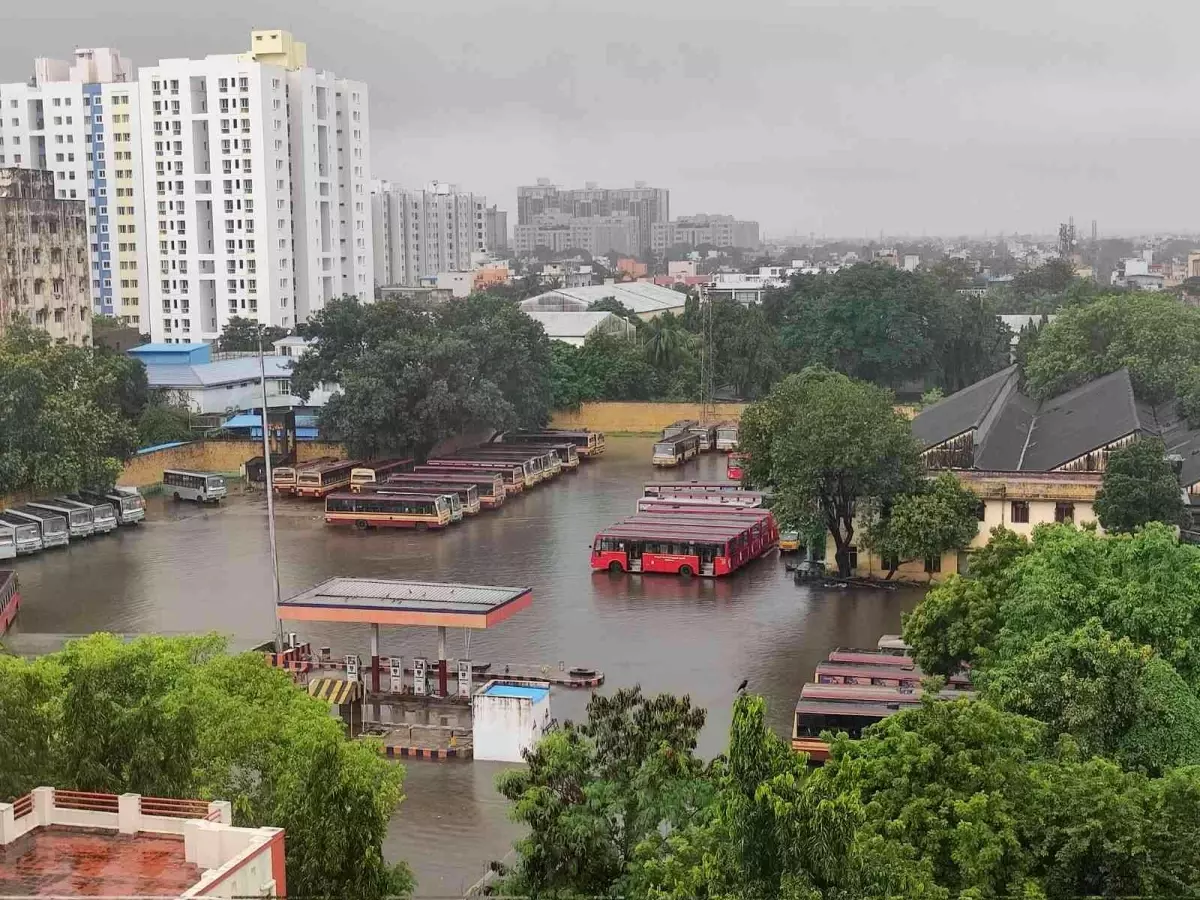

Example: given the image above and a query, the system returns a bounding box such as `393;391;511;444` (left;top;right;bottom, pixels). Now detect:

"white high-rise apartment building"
0;48;149;327
371;180;487;287
138;30;371;344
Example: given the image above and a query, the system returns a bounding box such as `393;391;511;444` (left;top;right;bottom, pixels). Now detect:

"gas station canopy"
277;577;532;628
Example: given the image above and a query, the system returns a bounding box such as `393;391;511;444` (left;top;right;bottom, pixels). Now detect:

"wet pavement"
7;436;922;896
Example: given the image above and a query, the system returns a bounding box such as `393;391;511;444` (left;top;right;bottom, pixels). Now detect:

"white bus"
28;498;93;538
61;496;118;534
7;506;70;547
0;511;44;554
78;489;145;525
0;523;15;560
164;470;228;504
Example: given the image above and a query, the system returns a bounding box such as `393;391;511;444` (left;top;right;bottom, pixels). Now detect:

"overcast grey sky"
4;1;1197;237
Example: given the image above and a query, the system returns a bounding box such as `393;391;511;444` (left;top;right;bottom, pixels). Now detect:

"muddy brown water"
7;436;921;896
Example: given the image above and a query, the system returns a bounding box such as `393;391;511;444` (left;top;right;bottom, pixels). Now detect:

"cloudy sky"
4;1;1197;237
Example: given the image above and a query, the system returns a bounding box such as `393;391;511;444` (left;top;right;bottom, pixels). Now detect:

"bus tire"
608;561;624;574
173;492;181;502
679;564;695;578
355;519;368;530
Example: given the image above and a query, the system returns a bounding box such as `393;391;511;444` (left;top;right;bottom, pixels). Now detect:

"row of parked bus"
260;429;605;532
652;419;741;467
790;636;974;762
592;483;779;577
0;487;146;559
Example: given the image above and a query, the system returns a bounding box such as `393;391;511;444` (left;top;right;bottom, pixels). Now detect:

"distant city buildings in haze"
0;47;147;326
371;180;492;287
650;213;760;252
515;178;669;255
138;29;372;344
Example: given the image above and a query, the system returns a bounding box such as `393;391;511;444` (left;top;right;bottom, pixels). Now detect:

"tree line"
494;522;1200;899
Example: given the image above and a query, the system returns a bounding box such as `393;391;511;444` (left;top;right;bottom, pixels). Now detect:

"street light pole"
258;328;285;653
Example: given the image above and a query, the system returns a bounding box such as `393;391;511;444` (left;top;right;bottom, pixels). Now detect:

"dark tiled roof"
974;390;1037;470
1020;370;1143;471
911;365;1018;448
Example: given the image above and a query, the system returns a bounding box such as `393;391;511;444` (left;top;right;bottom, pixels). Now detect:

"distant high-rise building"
0;48;148;327
138;29;372;343
515;179;668;254
485;204;508;253
371;180;488;287
650;214;760;252
0;168;91;345
513;213;640;257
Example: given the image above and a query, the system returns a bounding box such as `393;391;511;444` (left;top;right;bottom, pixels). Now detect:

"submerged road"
7;436;921;895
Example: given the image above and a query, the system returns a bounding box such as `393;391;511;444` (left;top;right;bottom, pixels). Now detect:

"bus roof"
328;490;444;502
598;522;760;541
816;660;973;686
164;469;224;477
10;505;65;519
401;471;501;483
426;458;522;471
646;481;742;490
355;458;413;470
794;697;909;718
800;683;971;703
827;649;916;667
361;482;473;495
299;459;362;475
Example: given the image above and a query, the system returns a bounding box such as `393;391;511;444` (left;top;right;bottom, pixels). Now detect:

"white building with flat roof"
138;30;371;344
371;180;488;287
0;48;149;326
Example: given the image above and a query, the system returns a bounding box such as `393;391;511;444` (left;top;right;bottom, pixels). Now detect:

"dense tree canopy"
1094;437;1187;532
217;315;289;352
294;295;552;458
864;472;981;578
0;325;141;495
0;634;412;898
739;368;921;575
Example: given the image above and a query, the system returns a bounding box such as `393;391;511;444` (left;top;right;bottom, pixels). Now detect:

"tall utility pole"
257;328;285;653
699;287;716;422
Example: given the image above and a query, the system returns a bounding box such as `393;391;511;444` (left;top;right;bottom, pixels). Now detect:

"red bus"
814;660;972;691
295;459;362;498
634;505;779;551
394;471;505;508
421;460;525;494
591;509;778;577
726;452;749;481
799;682;970;704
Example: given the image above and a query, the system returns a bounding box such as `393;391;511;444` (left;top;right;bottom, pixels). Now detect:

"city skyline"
4;0;1199;237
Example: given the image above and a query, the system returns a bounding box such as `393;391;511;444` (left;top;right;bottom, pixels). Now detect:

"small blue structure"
127;343;212;367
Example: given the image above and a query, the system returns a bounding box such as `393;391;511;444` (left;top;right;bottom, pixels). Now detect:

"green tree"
739;368;921;575
136;390;194;447
0;634;413;899
1023;292;1200;403
217;315;289;351
0;324;140;494
496;687;707;898
864;472;981;578
1094;437;1187;532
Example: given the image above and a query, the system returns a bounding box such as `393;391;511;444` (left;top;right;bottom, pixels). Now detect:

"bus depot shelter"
277;577;533;696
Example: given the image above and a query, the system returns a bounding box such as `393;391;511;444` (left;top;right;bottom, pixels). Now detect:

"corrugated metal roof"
519;282;687;315
281;577;531;615
524;310;633;339
145;355;294;389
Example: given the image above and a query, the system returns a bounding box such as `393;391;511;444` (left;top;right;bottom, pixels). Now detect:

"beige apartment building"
0;167;91;345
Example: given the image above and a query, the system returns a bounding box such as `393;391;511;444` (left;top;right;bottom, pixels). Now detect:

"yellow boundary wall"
550;402;747;433
117;440;346;490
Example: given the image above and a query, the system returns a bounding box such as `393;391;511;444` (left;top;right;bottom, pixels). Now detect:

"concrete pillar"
370;623;380;695
31;787;53;826
207;799;232;825
118;793;140;834
438;625;448;697
0;803;16;845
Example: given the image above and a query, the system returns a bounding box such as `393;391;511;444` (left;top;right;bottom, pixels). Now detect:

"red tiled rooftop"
0;826;202;897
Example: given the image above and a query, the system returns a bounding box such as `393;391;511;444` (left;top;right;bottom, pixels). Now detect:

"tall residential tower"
371;180;489;287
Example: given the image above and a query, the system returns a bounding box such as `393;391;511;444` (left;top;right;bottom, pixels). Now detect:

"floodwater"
7;437;922;897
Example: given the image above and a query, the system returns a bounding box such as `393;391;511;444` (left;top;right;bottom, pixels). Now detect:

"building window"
1054;502;1075;523
846;546;858;571
974;500;986;521
1010;501;1029;524
924;555;942;574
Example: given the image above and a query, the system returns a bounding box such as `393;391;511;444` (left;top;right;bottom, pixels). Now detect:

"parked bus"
396;471;504;508
652;433;701;467
490;437;580;469
636;506;780;555
0;523;15;561
420;460;526;494
78;488;145;525
325;491;453;531
272;456;337;496
688;422;719;452
591;509;778;577
456;447;554;483
377;476;482;514
644;481;750;497
295;459;361;498
0;511;45;554
6;506;69;548
502;429;605;458
361;482;464;522
715;421;739;452
792;697;906;761
662;419;699;439
635;492;765;513
877;635;910;653
726;452;749;480
814;660;972;691
163;469;228;504
350;458;415;491
28;498;93;538
61;496;118;534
